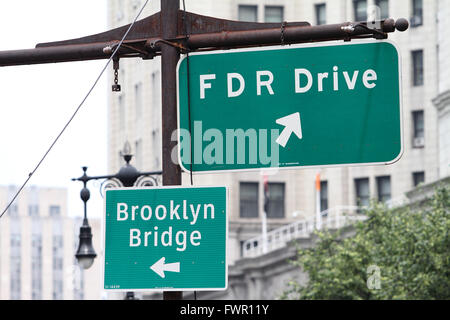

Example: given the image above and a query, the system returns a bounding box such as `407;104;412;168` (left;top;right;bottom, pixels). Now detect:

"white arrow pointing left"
150;257;180;278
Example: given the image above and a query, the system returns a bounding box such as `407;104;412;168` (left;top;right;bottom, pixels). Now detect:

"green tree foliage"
281;187;450;300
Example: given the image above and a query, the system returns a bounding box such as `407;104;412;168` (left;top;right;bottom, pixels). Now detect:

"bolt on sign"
103;186;228;291
176;41;403;173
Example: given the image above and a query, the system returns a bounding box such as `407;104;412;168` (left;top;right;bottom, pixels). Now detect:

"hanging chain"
112;58;121;92
114;69;119;85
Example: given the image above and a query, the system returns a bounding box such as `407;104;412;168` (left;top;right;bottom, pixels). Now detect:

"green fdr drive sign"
103;186;228;291
177;41;403;172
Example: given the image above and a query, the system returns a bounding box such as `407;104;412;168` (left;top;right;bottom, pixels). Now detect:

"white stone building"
106;0;445;265
0;185;102;300
433;0;450;179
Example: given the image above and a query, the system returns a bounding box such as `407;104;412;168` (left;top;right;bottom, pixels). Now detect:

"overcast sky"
0;1;109;218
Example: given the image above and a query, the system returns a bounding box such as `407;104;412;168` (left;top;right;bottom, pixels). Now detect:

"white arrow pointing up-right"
275;112;303;148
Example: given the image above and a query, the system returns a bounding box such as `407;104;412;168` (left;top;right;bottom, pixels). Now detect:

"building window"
264;6;283;23
320;181;329;213
28;204;39;217
315;4;326;25
240;182;259;218
10;234;21;300
132;0;141;12
412;50;424;86
116;0;124;21
135;139;143;170
413;171;425;187
151;128;161;170
375;0;389;19
49;205;61;217
240;240;245;258
413;110;424;138
52;218;64;300
411;0;423;27
376;176;391;203
135;82;143;120
118;94;125;131
238;5;258;22
8;204;18;217
31;217;42;300
10;217;21;300
354;0;368;21
412;110;424;148
73;219;85;300
266;183;285;218
151;71;160;108
355;178;370;207
72;265;84;300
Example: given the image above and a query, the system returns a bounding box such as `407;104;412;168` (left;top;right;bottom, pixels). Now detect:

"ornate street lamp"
72;142;162;270
74;167;97;269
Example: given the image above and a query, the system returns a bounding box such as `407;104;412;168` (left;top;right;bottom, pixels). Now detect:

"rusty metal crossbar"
0;11;408;67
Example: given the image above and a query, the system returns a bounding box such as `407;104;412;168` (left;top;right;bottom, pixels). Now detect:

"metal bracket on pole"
146;38;190;53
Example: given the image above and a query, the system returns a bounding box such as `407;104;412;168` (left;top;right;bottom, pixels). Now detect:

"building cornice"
405;176;450;203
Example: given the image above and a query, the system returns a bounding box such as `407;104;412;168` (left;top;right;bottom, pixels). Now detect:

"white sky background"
0;0;109;219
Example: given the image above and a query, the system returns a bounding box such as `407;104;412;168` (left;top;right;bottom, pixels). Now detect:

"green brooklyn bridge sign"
103;186;227;291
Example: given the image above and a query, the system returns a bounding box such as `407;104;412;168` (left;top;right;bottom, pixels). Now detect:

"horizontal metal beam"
0;42;148;67
0;17;408;67
71;170;163;183
169;18;409;51
0;43;108;66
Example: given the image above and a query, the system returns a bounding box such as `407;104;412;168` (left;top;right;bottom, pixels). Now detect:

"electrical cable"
0;0;150;219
